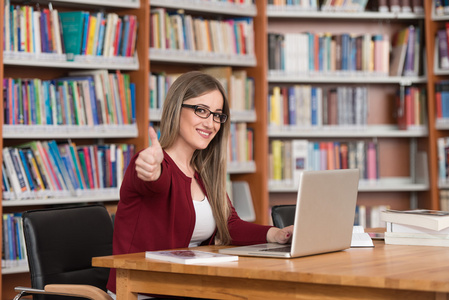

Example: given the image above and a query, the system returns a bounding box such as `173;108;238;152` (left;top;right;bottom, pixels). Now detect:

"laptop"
219;169;360;258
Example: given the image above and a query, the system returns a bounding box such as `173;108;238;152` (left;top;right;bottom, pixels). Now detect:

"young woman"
107;71;293;296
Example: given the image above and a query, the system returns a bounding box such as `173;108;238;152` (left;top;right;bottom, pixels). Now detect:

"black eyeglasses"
181;104;228;123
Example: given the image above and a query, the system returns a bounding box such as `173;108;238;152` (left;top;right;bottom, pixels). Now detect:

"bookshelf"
1;0;149;298
148;1;269;229
266;1;432;225
1;0;444;297
424;1;449;214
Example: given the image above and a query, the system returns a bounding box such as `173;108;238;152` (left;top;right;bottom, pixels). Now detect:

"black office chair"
13;205;114;300
271;205;296;228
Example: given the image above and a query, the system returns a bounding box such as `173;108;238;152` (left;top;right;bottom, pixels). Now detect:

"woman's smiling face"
175;89;224;153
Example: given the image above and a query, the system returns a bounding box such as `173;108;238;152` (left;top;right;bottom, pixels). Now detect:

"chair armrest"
14;285;112;300
14;287;46;300
45;284;113;300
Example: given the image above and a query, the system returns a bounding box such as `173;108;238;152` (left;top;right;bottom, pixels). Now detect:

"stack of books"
381;209;449;247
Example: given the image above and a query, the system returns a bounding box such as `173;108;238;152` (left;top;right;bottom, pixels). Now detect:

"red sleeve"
227;201;273;245
125;150;171;196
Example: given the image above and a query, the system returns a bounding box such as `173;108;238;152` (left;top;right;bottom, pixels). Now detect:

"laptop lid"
219;169;360;258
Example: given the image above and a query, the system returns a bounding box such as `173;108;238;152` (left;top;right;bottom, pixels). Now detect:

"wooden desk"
93;241;449;300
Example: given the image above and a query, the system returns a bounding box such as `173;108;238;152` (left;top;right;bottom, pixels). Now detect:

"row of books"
269;25;421;77
268;0;423;13
150;8;254;57
378;0;424;13
268;32;390;75
354;204;390;229
436;81;449;120
3;2;138;60
396;85;427;130
150;68;255;112
269;139;379;187
322;0;369;12
437;136;449;184
2;213;27;269
436;23;449;70
2;141;135;200
435;0;449;16
440;190;449;212
3;70;136;126
59;11;137;59
382;209;449;247
268;85;368;128
228;123;254;164
390;25;421;77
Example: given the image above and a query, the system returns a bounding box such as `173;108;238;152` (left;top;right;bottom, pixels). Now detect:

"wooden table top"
93;241;449;293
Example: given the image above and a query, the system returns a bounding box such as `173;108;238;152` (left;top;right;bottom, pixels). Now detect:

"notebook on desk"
219;169;360;258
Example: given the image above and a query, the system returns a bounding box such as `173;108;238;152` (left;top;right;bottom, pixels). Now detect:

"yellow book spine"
86;16;97;55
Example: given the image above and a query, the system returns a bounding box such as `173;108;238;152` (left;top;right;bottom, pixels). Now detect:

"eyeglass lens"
194;106;227;123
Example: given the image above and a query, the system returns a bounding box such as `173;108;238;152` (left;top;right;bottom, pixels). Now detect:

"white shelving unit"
2;191;120;207
3;53;139;70
1;0;146;278
267;8;424;20
151;0;257;16
268;73;427;85
3;125;138;139
270;177;429;193
149;49;257;67
268;125;427;138
48;0;139;8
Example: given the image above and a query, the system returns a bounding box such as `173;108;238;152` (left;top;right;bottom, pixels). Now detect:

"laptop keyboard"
260;245;291;253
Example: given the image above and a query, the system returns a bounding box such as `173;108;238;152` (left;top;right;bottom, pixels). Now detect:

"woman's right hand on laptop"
267;225;293;244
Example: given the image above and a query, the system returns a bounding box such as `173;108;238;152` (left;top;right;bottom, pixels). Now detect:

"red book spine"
83;147;94;189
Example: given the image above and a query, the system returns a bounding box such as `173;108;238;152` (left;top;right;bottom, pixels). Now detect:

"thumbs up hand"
135;127;164;181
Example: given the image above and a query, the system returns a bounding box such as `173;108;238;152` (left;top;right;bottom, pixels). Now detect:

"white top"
189;197;216;247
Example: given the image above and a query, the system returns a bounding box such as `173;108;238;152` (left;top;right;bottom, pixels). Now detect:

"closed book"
385;232;449;247
3;147;24;197
389;27;409;76
441;81;449;118
145;250;238;264
17;148;35;191
9;148;29;193
59;11;85;59
387;222;449;234
438;30;449;69
381;209;449;231
403;25;415;76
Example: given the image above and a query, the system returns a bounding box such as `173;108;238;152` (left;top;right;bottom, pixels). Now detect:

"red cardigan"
107;151;271;292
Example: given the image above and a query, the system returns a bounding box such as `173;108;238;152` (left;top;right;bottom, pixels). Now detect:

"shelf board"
150;49;257;67
2;264;28;275
228;161;256;174
2;189;120;207
435;119;449;130
269;177;429;192
150;109;256;123
49;0;139;8
268;72;427;84
267;8;424;19
3;52;139;70
268;125;428;138
434;68;449;76
230;110;257;123
3;125;138;139
150;0;257;16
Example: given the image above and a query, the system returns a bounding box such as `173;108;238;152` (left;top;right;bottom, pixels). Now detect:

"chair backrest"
22;205;113;299
271;205;296;228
